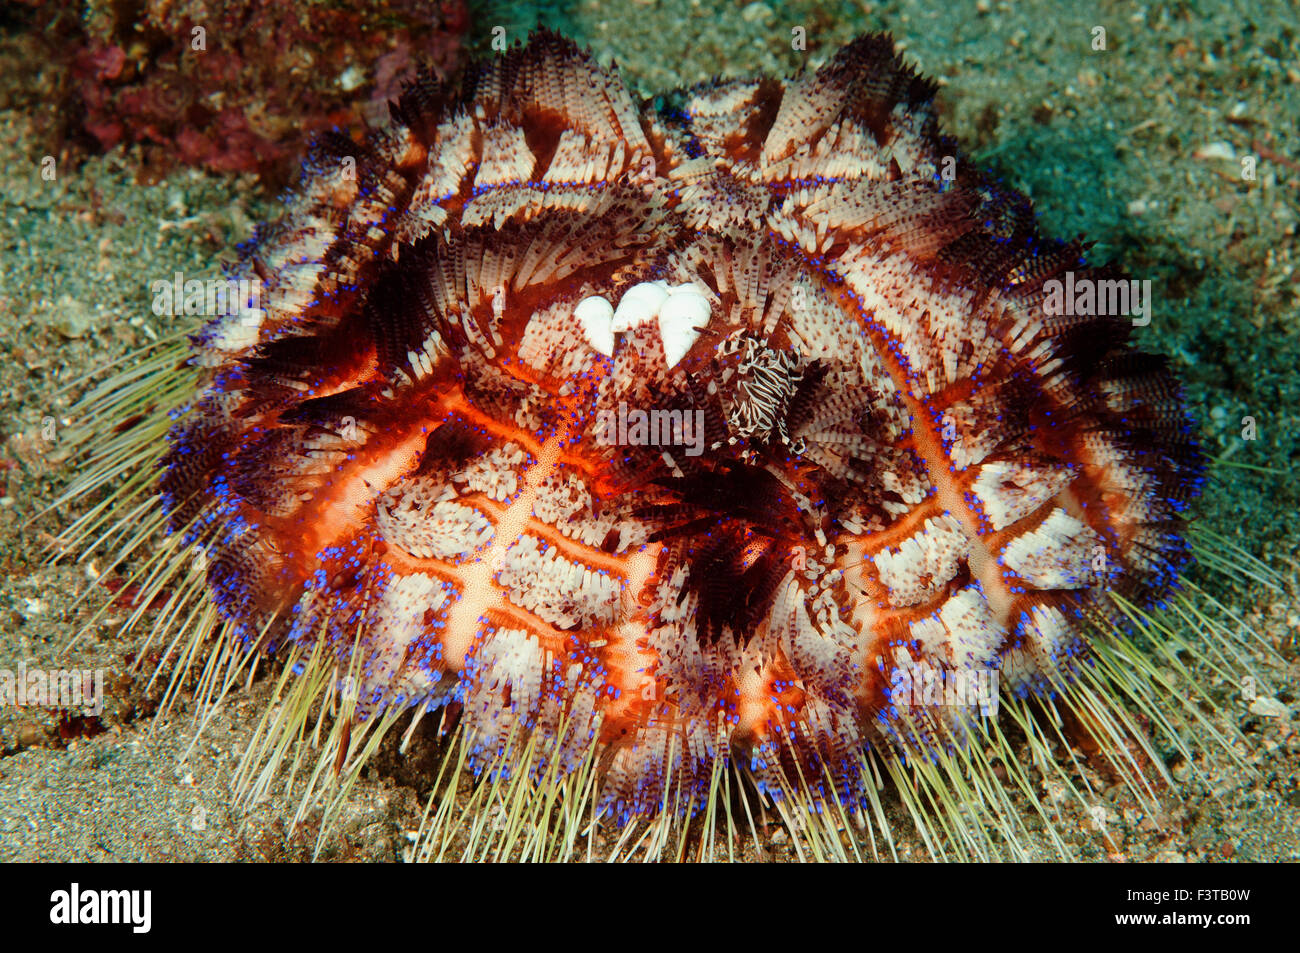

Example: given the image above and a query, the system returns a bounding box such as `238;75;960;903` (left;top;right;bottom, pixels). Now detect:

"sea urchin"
54;30;1280;862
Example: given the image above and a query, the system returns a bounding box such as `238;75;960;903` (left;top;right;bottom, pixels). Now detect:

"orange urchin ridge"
155;30;1202;825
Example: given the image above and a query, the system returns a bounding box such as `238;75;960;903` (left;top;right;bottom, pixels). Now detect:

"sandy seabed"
0;0;1297;862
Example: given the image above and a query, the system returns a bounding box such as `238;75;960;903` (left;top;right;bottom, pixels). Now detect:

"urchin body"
158;32;1200;824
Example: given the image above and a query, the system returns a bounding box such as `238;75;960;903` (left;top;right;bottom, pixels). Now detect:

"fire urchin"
54;30;1281;861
